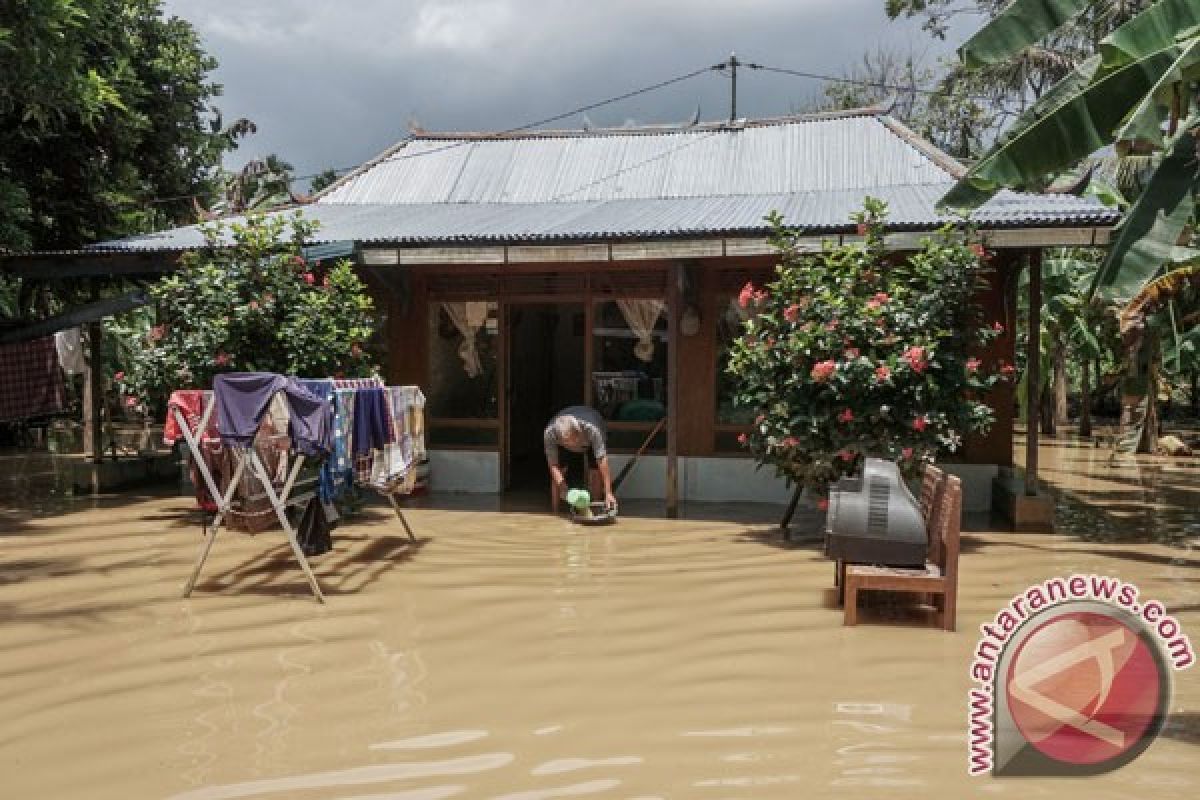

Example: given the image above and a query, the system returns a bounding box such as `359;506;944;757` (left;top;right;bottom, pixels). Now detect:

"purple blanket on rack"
214;372;332;456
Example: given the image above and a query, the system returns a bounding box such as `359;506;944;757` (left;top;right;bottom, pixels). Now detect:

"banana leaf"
1114;33;1200;147
959;0;1092;69
1091;123;1200;297
943;0;1200;210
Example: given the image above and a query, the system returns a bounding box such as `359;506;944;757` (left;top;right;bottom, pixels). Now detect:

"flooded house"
8;108;1119;513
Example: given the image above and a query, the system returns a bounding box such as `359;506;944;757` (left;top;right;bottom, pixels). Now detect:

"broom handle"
611;415;666;492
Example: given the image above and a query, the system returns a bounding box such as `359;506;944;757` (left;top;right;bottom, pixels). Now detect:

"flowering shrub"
726;198;1009;502
121;212;377;411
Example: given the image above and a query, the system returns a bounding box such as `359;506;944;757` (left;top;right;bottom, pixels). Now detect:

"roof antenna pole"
728;51;739;122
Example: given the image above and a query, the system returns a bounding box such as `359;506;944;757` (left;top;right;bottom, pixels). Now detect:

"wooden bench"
843;473;962;631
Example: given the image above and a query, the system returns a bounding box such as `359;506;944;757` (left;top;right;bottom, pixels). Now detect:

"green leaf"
959;0;1092;69
1114;35;1200;147
1091;122;1200;297
1100;0;1200;74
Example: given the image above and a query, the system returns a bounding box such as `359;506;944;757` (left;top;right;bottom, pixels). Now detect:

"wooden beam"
0;290;148;344
0;252;177;277
1025;250;1042;496
84;322;105;470
666;262;682;517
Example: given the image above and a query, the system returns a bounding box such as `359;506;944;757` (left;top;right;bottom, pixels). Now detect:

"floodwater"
2;439;1198;798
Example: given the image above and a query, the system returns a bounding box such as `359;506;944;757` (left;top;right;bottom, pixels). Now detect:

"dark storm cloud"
164;1;965;181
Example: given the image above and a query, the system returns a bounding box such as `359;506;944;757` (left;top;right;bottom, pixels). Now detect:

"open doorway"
505;302;586;491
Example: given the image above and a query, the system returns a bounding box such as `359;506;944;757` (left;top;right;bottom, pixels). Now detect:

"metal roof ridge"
876;115;967;181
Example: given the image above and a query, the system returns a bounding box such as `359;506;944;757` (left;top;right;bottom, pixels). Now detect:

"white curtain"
616;298;665;362
442;301;490;377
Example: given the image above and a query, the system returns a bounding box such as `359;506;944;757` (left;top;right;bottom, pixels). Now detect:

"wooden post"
498;301;509;492
83;321;104;465
1025;251;1041;497
666;263;681;517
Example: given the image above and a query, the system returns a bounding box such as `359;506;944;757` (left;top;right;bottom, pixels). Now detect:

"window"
591;299;667;422
427;301;499;424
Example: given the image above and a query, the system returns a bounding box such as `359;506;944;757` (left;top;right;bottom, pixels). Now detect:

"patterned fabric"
319;388;356;502
0;336;66;422
162;390;219;445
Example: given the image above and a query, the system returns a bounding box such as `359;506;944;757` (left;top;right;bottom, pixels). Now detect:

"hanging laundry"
0;336;67;422
54;328;87;376
319;388;356;503
213;372;331;456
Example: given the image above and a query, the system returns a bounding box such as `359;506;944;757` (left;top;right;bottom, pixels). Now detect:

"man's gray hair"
554;415;580;441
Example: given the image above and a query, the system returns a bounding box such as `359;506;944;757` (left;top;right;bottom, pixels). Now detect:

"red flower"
148;324;166;342
213;351;230;367
124;396;137;408
838;408;854;423
838;448;855;462
753;289;769;305
784;303;802;323
782;436;799;448
903;345;928;374
856;222;868;236
992;321;1005;333
873;292;889;303
874;365;891;382
966;357;982;373
114;371;125;382
811;360;838;382
817;498;829;512
737;433;748;445
902;447;914;460
1000;363;1016;377
737;281;756;309
303;272;316;285
844;348;860;360
912;416;928;432
866;299;882;311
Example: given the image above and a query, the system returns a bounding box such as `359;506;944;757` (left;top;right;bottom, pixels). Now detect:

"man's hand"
604;491;617;511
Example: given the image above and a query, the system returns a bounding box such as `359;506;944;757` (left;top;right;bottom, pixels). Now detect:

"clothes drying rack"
171;383;420;603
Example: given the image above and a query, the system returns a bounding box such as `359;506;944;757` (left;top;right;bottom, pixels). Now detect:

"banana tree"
943;0;1200;296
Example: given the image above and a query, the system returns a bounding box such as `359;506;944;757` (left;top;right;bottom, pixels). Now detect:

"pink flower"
966;357;982;373
737;281;756;309
992;321;1005;333
784;303;802;323
124;396;137;408
1000;363;1016;377
811;360;838;383
213;351;230;367
838;408;854;423
912;416;928;432
148;325;166;342
970;243;990;260
902;447;914;460
782;436;800;448
755;414;765;425
737;433;748;444
873;292;889;303
865;299;882;311
875;365;891;382
838;448;855;462
303;272;316;285
903;345;928;374
817;498;829;512
753;289;769;305
291;255;306;267
856;222;868;236
114;371;125;382
844;348;860;360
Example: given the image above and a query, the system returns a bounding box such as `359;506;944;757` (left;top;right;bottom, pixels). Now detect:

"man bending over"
543;405;616;514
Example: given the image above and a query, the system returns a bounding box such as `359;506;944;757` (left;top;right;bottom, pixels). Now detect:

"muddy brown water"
2;438;1198;798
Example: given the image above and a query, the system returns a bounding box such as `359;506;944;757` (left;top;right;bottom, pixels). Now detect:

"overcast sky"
163;1;974;184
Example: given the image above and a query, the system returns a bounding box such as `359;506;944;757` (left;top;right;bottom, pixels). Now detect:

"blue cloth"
352;387;389;457
214;372;332;457
319;388;356;502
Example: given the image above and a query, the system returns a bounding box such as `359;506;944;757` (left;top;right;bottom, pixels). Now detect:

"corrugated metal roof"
83;111;1117;254
91;186;1117;252
320;113;955;205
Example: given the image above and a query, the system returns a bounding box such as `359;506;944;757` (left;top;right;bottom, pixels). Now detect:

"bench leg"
843;581;859;626
942;588;956;632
